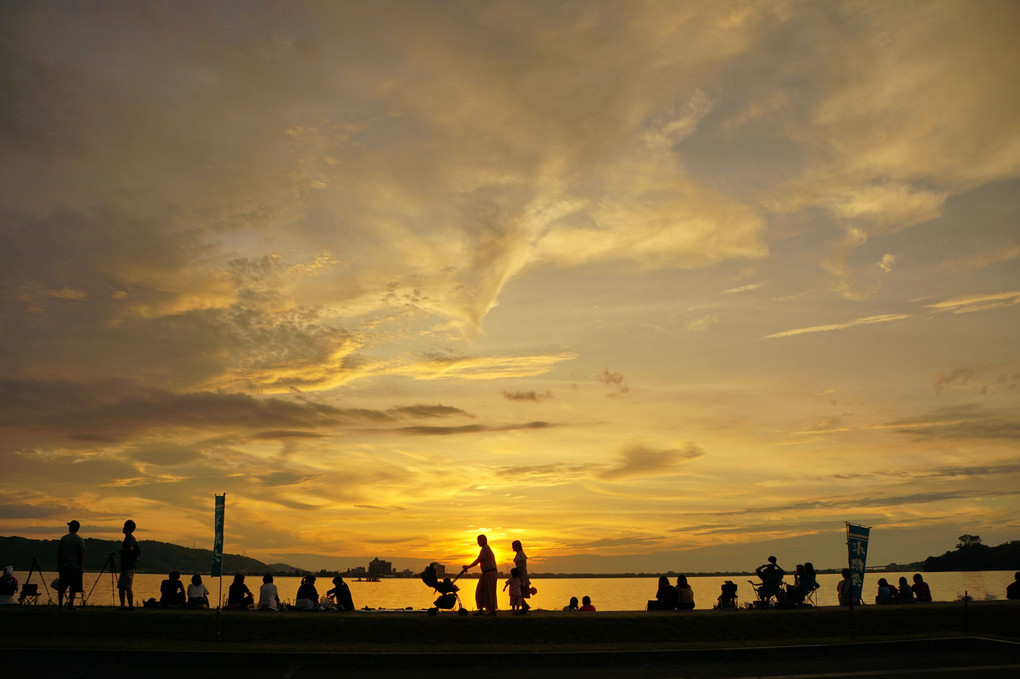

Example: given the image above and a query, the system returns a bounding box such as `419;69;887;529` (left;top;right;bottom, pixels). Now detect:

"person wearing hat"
57;520;86;608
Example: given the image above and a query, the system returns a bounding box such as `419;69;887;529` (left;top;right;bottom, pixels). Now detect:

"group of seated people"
156;571;208;607
875;574;933;604
647;574;697;610
752;556;820;607
153;572;355;611
561;595;596;611
225;573;355;611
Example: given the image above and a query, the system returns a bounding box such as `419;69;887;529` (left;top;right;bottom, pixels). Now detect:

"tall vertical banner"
846;523;870;603
212;494;225;577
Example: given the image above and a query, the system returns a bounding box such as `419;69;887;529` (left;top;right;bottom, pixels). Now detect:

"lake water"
21;570;1017;610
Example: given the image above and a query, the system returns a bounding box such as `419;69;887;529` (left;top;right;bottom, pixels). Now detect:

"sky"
1;0;1019;575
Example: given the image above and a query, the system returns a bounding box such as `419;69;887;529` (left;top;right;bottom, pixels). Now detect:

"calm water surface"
24;570;1016;610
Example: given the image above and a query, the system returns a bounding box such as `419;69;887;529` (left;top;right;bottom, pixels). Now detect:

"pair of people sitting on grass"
562;595;595;611
648;574;696;610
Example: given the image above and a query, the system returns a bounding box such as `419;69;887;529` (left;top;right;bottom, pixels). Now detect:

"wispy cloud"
925;291;1020;314
764;314;910;339
599;442;704;480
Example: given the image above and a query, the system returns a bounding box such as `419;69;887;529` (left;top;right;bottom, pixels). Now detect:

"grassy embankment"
2;602;1018;652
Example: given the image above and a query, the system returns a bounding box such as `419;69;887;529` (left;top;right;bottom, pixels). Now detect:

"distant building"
368;557;392;578
430;562;446;578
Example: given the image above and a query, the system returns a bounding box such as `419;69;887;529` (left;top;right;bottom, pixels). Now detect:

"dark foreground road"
12;638;1020;679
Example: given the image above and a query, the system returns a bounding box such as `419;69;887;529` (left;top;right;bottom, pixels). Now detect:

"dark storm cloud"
598;442;705;480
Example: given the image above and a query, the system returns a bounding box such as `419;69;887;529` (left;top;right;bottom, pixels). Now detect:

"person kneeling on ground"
579;595;596;612
187;574;209;608
294;575;319;610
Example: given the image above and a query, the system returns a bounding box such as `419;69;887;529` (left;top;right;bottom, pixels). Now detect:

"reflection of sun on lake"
24;571;1016;610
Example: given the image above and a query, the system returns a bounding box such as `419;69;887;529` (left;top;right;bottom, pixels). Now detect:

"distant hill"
920;536;1020;572
0;536;303;575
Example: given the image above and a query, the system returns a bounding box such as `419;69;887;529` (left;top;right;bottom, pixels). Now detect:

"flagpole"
213;493;226;642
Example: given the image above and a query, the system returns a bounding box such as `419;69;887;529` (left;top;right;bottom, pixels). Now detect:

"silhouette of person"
649;575;678;610
1007;572;1020;600
562;596;579;611
0;566;17;605
676;574;695;610
911;573;932;602
511;540;532;612
463;534;498;615
227;573;254;608
327;575;355;611
188;574;209;607
295;575;319;610
755;556;785;603
837;568;853;606
56;520;85;608
159;571;186;606
579;595;596;611
118;519;140;609
258;574;280;611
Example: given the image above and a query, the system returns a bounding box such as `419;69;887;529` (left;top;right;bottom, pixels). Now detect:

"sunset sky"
2;1;1018;574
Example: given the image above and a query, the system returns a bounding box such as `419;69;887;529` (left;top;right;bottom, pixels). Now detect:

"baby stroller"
420;564;468;615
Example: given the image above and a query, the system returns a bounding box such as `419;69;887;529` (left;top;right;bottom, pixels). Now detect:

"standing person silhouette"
57;520;86;609
511;540;532;612
118;519;140;609
463;534;498;615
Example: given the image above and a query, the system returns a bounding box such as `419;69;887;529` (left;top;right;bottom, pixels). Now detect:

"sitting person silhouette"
159;571;186;607
875;578;896;604
187;574;209;607
755;556;785;603
716;580;738;609
675;574;695;610
294;575;319;610
258;574;280;611
911;573;932;602
648;575;678;610
579;595;596;611
227;573;254;609
0;566;17;605
1007;572;1020;600
326;575;355;611
562;596;579;611
897;576;915;603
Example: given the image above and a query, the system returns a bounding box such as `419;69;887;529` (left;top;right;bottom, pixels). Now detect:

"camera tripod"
82;552;118;606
